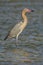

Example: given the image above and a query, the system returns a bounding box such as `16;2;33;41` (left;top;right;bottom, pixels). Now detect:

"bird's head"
22;8;34;14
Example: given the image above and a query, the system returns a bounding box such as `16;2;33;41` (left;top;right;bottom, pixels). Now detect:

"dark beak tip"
31;10;34;12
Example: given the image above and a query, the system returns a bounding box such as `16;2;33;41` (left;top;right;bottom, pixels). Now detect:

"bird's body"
4;8;34;42
8;22;23;38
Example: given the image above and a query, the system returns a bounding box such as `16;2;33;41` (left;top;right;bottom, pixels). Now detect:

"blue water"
0;0;43;65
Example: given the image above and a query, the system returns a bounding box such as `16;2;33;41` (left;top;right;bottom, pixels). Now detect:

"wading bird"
4;8;34;43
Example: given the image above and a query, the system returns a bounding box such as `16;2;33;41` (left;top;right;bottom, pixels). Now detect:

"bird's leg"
16;35;19;47
16;35;18;43
16;30;22;48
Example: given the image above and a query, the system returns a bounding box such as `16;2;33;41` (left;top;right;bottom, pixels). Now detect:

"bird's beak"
31;10;34;12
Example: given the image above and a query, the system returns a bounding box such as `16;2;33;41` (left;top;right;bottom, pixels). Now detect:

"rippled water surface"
0;0;43;65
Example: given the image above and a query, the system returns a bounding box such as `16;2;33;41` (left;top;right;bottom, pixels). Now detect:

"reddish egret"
4;8;34;43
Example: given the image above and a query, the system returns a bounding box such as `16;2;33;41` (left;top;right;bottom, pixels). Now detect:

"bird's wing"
7;21;23;38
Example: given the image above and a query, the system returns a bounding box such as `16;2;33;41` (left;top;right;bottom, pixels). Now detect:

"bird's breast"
21;22;27;30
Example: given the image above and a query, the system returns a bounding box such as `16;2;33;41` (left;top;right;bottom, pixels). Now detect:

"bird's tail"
4;35;8;40
4;33;9;40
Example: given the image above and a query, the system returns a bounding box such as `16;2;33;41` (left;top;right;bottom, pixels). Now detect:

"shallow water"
0;0;43;65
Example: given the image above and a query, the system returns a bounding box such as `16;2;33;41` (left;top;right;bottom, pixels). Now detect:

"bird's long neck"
22;11;28;24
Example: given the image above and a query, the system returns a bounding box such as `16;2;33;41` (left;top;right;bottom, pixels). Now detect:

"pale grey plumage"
8;22;23;38
4;21;23;40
